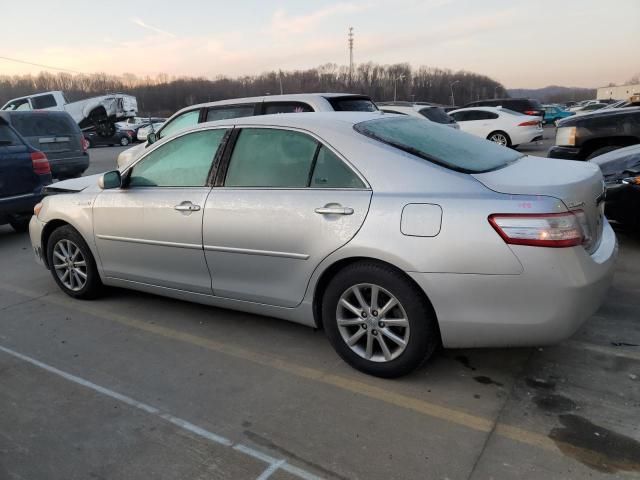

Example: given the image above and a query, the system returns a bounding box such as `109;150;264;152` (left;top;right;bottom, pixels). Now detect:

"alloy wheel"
336;283;410;362
53;239;88;291
489;133;508;146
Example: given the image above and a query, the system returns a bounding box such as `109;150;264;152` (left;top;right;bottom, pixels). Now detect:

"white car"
448;107;543;147
377;103;459;129
136;122;165;142
116;93;379;168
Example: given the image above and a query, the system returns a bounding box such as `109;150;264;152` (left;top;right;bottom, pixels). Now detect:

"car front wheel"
46;225;103;299
322;261;439;378
120;137;130;146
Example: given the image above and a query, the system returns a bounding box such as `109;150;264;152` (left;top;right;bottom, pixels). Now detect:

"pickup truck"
1;91;138;137
549;107;640;160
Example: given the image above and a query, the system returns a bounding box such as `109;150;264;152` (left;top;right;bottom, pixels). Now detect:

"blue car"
542;105;575;125
0;117;52;232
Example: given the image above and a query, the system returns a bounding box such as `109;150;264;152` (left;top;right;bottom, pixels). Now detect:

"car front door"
93;128;228;293
202;127;372;307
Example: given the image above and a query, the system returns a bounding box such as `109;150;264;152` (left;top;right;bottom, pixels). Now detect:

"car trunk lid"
472;156;606;253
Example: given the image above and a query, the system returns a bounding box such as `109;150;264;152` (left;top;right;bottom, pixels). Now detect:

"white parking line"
0;344;324;480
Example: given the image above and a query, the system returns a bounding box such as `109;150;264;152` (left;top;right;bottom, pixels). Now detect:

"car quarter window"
129;129;226;187
159;110;200;139
206;104;256;122
224;129;317;188
263;102;313;114
311;146;365;188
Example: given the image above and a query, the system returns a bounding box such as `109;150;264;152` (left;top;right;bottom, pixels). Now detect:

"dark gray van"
0;111;89;179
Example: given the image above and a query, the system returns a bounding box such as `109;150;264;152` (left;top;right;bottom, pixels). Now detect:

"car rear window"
354;117;522;173
419;107;455;124
0;123;22;146
10;113;79;137
327;96;378;112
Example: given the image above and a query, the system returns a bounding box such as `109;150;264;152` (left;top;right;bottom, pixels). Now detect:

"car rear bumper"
0;191;43;220
548;146;583;160
49;154;90;177
408;220;617;348
29;215;46;266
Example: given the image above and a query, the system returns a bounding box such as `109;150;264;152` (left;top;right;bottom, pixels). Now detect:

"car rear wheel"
322;261;439;378
586;145;623;160
120;137;130;146
487;131;511;147
46;225;103;299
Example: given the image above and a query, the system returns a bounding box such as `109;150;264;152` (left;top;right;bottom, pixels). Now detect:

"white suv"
117;93;377;168
377;102;459;129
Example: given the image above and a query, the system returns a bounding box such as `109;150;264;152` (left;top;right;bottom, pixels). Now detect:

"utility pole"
348;27;354;86
449;80;460;106
393;74;405;102
278;70;284;95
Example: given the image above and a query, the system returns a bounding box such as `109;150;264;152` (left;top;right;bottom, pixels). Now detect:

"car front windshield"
354;116;523;173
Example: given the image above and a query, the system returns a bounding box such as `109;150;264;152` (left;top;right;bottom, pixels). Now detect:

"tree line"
0;63;507;117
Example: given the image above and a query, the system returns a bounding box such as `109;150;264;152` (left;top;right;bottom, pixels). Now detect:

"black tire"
9;218;30;233
487;131;511;147
46;225;103;299
322;261;440;378
120;137;130;146
586;145;623;160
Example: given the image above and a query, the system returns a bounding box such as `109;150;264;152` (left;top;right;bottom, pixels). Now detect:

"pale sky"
1;0;639;88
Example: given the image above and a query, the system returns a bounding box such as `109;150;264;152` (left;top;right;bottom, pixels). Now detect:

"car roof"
449;106;504;113
198;111;384;129
168;93;372;117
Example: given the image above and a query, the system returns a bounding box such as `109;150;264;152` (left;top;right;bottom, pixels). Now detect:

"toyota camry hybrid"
29;112;617;377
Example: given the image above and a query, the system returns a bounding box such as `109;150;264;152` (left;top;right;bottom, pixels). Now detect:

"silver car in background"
30;112;617;377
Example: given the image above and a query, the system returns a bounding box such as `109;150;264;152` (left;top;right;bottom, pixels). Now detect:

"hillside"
507;85;596;103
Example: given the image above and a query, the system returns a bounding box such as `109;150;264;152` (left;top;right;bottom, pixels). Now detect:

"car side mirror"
147;132;157;145
98;170;122;190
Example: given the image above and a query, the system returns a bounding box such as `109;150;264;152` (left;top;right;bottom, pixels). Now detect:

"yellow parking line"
0;283;618;461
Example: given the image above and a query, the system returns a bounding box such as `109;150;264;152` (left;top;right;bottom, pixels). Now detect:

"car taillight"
82;138;89;151
31;151;51;175
488;212;584;248
524;110;538;115
518;120;539;126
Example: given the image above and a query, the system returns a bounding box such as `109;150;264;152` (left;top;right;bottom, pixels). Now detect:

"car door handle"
315;206;354;215
174;202;201;212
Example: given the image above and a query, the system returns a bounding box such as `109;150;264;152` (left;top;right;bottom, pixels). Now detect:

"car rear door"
202;126;372;307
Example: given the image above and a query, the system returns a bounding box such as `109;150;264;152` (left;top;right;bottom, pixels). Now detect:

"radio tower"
348;27;354;86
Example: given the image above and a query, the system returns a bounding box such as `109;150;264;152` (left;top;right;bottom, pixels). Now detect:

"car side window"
480;111;499;120
311;146;364;188
464;111;485;121
206;105;256;122
450;111;467;122
31;94;57;109
224;128;317;188
159;110;200;139
129;129;226;187
263;102;313;114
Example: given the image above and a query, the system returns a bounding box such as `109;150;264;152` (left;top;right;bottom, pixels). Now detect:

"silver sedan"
29;112;617;377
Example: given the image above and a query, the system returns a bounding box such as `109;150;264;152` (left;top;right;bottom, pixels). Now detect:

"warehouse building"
597;83;640;100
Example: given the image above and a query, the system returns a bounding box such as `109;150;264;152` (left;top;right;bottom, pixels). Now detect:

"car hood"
44;173;103;194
